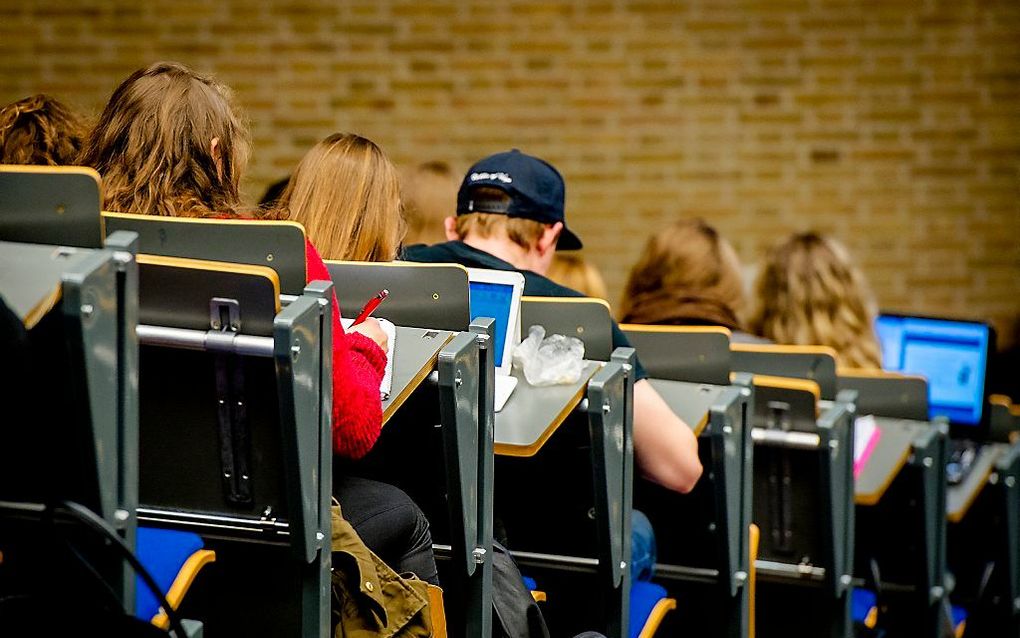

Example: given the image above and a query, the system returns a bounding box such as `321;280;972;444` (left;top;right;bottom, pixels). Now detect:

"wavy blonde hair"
0;94;86;166
79;61;249;217
277;133;403;262
619;218;746;330
750;232;882;368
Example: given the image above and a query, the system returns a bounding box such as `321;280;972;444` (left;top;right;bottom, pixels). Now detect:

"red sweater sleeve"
304;240;386;459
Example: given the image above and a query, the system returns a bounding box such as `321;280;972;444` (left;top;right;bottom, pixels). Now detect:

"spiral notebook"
341;317;395;400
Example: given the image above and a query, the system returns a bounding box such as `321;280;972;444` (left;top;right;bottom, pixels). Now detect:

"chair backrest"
325;260;470;331
837;368;929;421
0;165;104;248
731;343;839;400
134;255;332;636
521;296;614;361
621;324;731;385
103;211;308;295
751;381;856;608
989;395;1018;443
750;376;821;431
134;256;328;562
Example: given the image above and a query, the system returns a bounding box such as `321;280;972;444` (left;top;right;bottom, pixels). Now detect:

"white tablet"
466;268;525;376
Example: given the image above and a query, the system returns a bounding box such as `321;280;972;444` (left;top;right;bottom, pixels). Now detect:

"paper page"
341;317;396;400
853;414;882;479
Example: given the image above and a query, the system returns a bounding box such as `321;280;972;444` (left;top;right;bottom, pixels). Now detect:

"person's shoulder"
401;242;448;262
521;272;585;299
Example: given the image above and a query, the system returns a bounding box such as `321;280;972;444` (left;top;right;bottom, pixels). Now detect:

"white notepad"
341;317;396;400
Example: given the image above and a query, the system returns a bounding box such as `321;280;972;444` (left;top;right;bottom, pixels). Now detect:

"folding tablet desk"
645;377;753;638
493;362;601;456
492;354;633;638
0;236;140;615
947;445;1004;524
852;416;948;638
381;326;455;424
854;419;928;506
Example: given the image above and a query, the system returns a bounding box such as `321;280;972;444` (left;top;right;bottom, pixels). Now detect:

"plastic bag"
512;325;585;386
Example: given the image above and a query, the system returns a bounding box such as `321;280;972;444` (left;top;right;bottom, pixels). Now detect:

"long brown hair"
0;94;86;165
619;218;747;330
750;232;882;368
548;254;609;300
278;133;403;261
79;61;249;217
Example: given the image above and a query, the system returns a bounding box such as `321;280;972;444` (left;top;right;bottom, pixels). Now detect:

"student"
750;231;882;369
0;94;86;165
400;160;458;246
80;62;437;584
619;218;768;344
547;253;609;300
276;132;403;261
404;149;703;494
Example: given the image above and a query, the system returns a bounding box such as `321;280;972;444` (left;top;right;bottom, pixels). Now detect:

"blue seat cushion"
951;605;968;632
851;588;877;625
134;527;205;621
630;580;670;638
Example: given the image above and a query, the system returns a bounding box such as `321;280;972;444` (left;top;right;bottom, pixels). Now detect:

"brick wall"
3;0;1019;344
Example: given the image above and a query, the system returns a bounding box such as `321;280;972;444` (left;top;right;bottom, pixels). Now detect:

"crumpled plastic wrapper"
512;325;585;386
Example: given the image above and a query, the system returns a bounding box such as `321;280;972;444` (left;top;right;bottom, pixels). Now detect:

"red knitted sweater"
304;240;386;459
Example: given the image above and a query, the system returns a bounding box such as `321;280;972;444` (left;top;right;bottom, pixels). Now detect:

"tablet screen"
470;281;516;367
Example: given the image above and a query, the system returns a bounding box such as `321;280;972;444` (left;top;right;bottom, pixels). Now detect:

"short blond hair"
750;232;882;369
454;188;548;250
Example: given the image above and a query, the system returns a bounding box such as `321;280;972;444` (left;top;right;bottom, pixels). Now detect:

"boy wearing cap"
403;150;702;494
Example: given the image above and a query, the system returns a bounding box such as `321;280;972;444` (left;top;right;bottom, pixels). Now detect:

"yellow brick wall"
3;0;1019;344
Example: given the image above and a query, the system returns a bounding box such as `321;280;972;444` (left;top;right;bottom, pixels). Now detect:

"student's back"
404;149;702;494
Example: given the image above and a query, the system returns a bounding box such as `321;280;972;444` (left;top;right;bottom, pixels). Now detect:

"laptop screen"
469;281;516;367
875;315;991;426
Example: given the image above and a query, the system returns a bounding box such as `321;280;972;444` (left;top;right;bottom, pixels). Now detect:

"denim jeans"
631;510;657;582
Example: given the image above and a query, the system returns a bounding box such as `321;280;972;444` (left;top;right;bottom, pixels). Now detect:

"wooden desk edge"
494;367;599;458
22;283;63;330
855;445;911;506
947;453;998;523
381;332;455;424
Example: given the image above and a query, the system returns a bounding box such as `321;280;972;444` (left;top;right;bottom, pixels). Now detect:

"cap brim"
557;226;583;250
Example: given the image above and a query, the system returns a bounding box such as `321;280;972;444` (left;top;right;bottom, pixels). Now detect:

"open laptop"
875;314;995;483
467;268;525;412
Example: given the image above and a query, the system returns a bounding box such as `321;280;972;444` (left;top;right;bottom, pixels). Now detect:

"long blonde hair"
619;218;747;330
0;94;86;165
278;133;403;262
79;61;249;217
750;232;882;368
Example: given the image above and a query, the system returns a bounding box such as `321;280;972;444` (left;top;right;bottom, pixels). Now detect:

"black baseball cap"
456;149;582;250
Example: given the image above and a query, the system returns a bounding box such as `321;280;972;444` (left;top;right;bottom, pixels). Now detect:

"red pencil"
352;289;389;326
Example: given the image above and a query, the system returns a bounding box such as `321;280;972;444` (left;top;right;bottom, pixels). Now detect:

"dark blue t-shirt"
402;241;648;381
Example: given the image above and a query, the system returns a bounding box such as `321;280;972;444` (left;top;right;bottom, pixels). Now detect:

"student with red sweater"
80;61;437;583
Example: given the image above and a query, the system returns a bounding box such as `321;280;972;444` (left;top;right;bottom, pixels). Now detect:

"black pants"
333;475;439;585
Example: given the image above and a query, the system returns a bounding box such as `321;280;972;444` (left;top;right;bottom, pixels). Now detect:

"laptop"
875;314;995;483
467;268;525;412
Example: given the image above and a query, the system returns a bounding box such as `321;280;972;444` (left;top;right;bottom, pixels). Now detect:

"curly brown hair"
0;94;86;165
79;61;250;218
